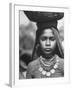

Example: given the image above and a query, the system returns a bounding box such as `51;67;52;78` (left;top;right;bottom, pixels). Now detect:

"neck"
39;54;56;68
44;54;54;59
40;51;55;60
37;47;55;60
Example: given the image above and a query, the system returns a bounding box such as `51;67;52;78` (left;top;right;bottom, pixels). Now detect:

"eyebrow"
40;36;55;40
40;35;54;38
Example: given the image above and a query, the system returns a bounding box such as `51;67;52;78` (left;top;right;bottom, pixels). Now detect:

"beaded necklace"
39;55;56;67
38;55;59;77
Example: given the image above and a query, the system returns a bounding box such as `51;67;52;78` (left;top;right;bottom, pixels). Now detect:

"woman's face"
39;28;56;55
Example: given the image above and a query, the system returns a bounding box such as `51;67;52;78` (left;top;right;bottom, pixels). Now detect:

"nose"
45;39;50;46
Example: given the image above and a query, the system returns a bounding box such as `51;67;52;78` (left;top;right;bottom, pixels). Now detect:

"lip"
45;48;51;51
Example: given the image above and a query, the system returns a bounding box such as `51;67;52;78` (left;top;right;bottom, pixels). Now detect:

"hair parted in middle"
32;24;64;60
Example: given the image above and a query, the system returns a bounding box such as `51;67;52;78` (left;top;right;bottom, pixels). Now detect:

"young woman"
25;12;64;79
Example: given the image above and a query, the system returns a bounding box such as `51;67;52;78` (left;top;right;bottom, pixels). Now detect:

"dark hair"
32;26;64;60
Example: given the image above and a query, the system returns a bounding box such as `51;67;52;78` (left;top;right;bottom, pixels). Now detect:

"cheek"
40;40;46;48
51;41;56;48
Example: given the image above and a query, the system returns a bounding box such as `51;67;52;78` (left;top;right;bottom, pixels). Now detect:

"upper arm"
26;59;39;79
58;59;64;74
26;63;33;79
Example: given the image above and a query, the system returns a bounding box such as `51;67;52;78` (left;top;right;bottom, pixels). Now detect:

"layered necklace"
38;55;59;77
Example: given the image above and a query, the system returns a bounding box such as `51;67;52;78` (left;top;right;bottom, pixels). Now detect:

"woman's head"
32;24;64;59
39;28;56;55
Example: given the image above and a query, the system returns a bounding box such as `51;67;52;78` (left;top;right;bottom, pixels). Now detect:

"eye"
50;37;55;41
40;37;47;41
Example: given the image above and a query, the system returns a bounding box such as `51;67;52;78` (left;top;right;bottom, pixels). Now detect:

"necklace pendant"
39;67;43;72
39;55;59;77
54;63;58;69
50;69;55;74
46;72;51;76
42;70;46;75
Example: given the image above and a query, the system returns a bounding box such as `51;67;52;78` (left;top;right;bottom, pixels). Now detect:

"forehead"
41;29;54;37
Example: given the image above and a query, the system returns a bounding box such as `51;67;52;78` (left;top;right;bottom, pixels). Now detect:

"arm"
26;59;39;79
58;58;64;76
26;63;33;79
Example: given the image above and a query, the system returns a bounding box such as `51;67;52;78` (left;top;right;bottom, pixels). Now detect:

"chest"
31;65;64;78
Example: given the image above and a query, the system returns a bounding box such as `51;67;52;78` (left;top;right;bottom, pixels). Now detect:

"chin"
43;51;52;55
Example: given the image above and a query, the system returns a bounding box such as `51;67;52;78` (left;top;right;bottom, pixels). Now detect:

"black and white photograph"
0;0;72;89
9;4;70;87
19;10;64;79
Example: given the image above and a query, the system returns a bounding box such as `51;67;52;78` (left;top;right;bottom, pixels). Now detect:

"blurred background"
19;10;64;79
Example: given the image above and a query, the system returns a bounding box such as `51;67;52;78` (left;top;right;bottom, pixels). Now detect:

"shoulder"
56;55;64;71
28;58;40;66
27;58;40;71
58;56;64;66
56;55;64;63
